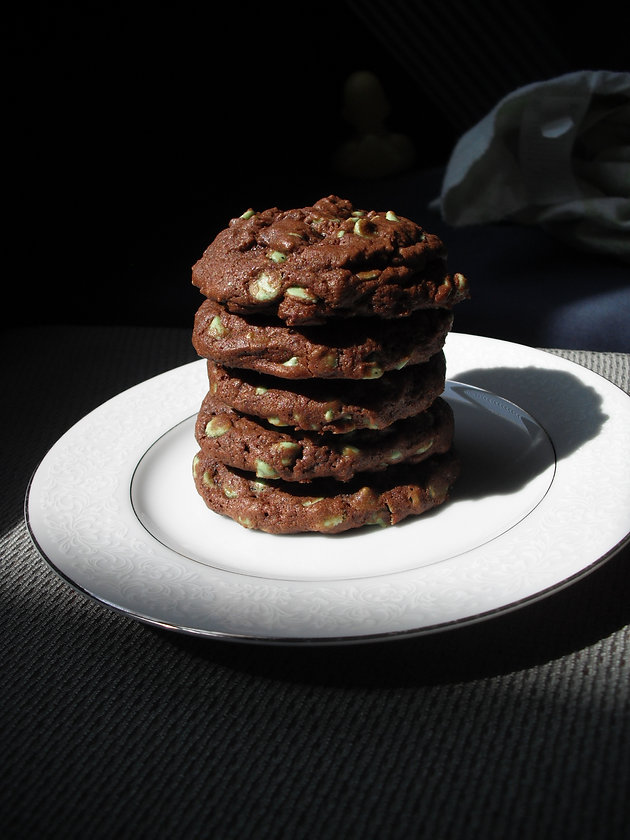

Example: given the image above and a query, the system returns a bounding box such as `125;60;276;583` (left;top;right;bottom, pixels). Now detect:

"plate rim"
22;477;630;645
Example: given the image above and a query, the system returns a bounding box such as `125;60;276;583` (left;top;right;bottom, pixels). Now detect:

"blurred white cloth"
435;70;630;262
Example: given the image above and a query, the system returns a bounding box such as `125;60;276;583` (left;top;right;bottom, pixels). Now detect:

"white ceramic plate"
26;334;630;644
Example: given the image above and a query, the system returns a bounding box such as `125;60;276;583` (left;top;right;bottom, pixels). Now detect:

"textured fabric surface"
2;327;629;840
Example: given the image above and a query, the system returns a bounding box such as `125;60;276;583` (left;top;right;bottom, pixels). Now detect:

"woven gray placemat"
544;348;630;392
2;332;629;840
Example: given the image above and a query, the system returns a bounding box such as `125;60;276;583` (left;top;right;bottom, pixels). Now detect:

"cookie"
195;393;454;483
192;299;453;380
192;448;460;534
205;352;447;433
192;196;469;325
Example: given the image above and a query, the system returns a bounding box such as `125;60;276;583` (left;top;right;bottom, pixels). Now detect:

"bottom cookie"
192;449;460;535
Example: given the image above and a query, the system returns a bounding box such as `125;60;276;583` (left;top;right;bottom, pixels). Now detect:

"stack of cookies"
190;196;469;535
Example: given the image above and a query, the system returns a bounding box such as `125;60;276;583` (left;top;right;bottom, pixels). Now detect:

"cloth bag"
435;70;630;263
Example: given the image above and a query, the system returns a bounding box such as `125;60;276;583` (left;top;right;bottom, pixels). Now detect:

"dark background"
6;1;629;331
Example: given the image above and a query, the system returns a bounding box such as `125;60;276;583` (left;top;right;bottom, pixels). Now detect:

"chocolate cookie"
192;449;460;534
195;394;454;483
192;299;453;380
192;196;469;325
205;352;447;433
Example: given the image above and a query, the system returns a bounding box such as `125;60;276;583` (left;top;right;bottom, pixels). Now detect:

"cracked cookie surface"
204;352;447;433
192;195;469;325
192;449;460;534
195;394;454;483
192;299;453;380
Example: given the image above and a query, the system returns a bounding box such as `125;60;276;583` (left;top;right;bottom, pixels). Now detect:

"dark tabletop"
2;324;629;840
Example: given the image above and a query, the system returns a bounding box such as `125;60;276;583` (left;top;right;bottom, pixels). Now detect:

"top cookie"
192;195;469;325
